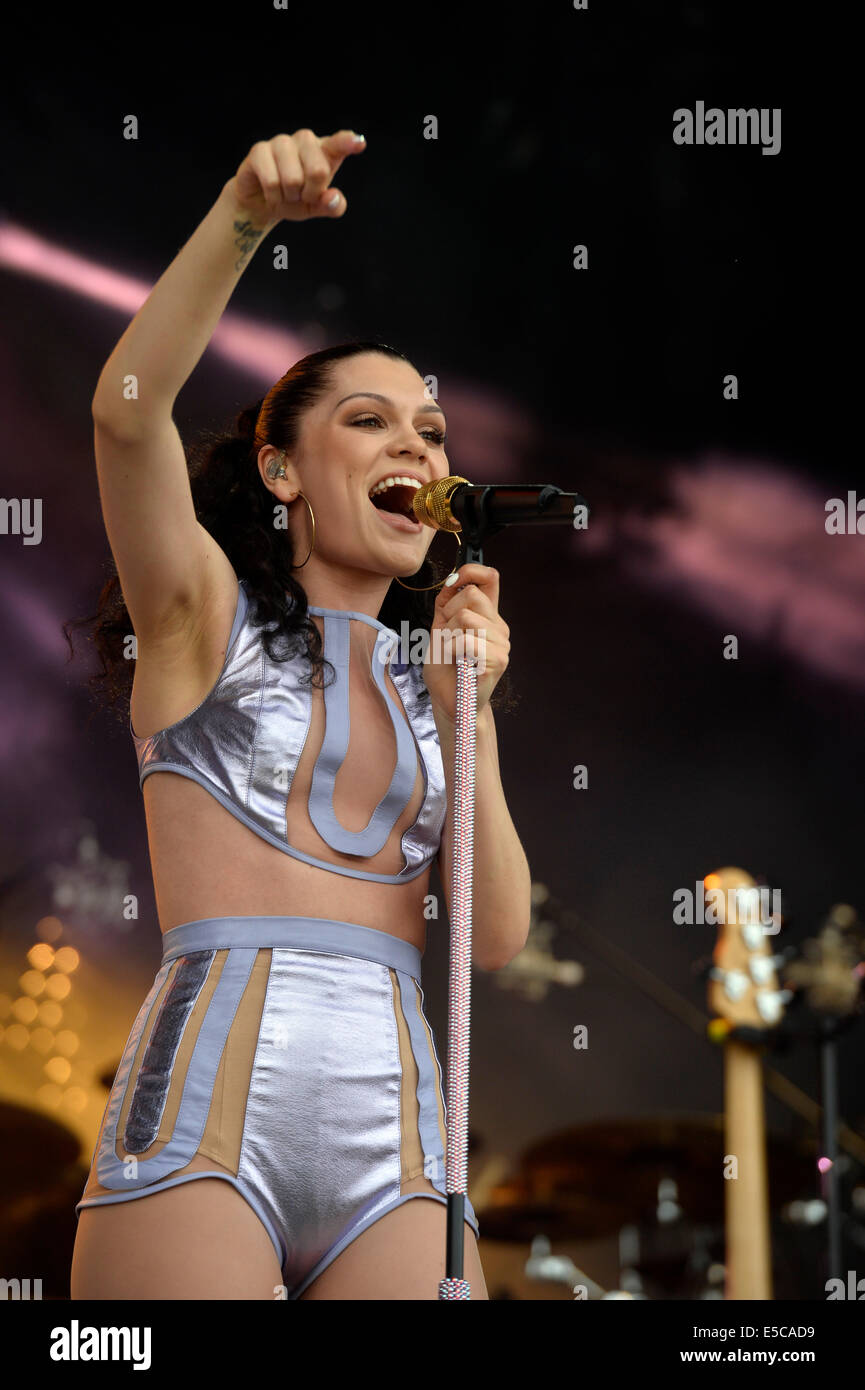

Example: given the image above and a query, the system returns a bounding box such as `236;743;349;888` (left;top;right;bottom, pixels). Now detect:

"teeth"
368;475;423;498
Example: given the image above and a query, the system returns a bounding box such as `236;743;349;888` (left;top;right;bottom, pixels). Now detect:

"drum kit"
472;876;865;1300
474;1113;820;1299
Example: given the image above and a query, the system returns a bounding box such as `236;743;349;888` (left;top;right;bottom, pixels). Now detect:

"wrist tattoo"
232;216;265;272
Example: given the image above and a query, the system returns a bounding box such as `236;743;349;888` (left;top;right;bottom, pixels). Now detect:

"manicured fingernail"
327;191;340;207
444;571;460;586
353;132;366;143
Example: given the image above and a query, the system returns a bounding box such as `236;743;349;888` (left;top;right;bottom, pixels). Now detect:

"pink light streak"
0;219;310;376
579;455;865;691
0;219;534;474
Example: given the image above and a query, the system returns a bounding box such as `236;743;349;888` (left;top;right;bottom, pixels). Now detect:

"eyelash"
351;413;447;446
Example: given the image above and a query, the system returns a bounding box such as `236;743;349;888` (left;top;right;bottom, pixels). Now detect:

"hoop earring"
291;492;316;568
394;531;463;591
266;450;315;568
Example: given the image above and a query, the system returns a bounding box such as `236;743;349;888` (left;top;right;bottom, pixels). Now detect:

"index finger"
319;129;367;180
438;563;500;610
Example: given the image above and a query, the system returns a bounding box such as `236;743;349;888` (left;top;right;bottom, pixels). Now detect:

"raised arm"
90;129;366;644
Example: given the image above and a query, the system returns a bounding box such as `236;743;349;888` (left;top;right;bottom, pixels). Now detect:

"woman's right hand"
227;128;367;227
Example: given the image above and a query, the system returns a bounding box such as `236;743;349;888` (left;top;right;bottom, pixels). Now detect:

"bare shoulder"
130;538;241;740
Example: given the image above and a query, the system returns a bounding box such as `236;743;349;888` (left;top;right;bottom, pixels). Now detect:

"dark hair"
65;339;519;724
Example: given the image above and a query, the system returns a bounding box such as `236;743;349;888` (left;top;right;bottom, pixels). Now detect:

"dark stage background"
0;1;861;1302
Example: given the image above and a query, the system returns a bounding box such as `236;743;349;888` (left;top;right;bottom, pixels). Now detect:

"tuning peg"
755;988;794;1025
742;918;782;949
749;954;785;985
710;966;749;1001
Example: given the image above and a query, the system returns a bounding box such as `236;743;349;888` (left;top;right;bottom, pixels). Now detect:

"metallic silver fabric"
130;579;447;883
237;941;479;1296
241;947;402;1286
76;917;481;1300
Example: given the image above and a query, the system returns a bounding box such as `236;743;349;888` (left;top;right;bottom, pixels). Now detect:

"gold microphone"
411;475;472;532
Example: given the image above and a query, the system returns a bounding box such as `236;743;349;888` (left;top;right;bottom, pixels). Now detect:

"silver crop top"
130;578;448;883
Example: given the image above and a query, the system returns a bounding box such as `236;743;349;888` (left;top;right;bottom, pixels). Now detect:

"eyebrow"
333;392;446;419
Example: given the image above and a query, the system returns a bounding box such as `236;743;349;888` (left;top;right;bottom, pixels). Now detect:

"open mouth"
367;481;423;531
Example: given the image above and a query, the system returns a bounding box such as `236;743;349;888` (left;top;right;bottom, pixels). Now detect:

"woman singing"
70;127;531;1300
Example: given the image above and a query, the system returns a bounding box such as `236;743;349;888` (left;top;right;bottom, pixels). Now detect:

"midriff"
140;760;434;951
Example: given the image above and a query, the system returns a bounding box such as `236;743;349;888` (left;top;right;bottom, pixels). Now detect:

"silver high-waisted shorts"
75;915;480;1298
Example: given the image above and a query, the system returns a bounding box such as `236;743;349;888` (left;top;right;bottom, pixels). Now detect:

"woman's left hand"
422;563;510;725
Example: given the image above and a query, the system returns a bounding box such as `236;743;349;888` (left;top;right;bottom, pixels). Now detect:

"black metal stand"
818;1019;844;1284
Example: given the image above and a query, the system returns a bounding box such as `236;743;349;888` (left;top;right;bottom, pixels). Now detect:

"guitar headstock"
705;867;789;1034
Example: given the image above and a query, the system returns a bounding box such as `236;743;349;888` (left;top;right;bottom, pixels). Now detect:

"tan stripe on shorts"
414;979;448;1152
80;948;271;1202
391;969;427;1187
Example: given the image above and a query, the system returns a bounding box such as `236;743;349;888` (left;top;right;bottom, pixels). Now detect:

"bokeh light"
44;974;72;1001
54;1030;80;1056
11;996;38;1024
37;1000;63;1027
30;1027;56;1054
44;1056;72;1084
36;1082;63;1109
53;946;80;974
62;1087;88;1113
27;942;55;970
35;916;64;943
19;970;46;997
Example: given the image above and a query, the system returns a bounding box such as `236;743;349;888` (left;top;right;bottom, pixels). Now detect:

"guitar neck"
724;1040;773;1299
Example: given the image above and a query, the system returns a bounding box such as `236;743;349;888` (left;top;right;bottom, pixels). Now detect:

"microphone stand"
434;481;589;1299
437;519;485;1300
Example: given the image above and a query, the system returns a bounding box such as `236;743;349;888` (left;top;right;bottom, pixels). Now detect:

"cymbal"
0;1100;81;1196
515;1114;817;1224
478;1194;633;1242
476;1167;636;1241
